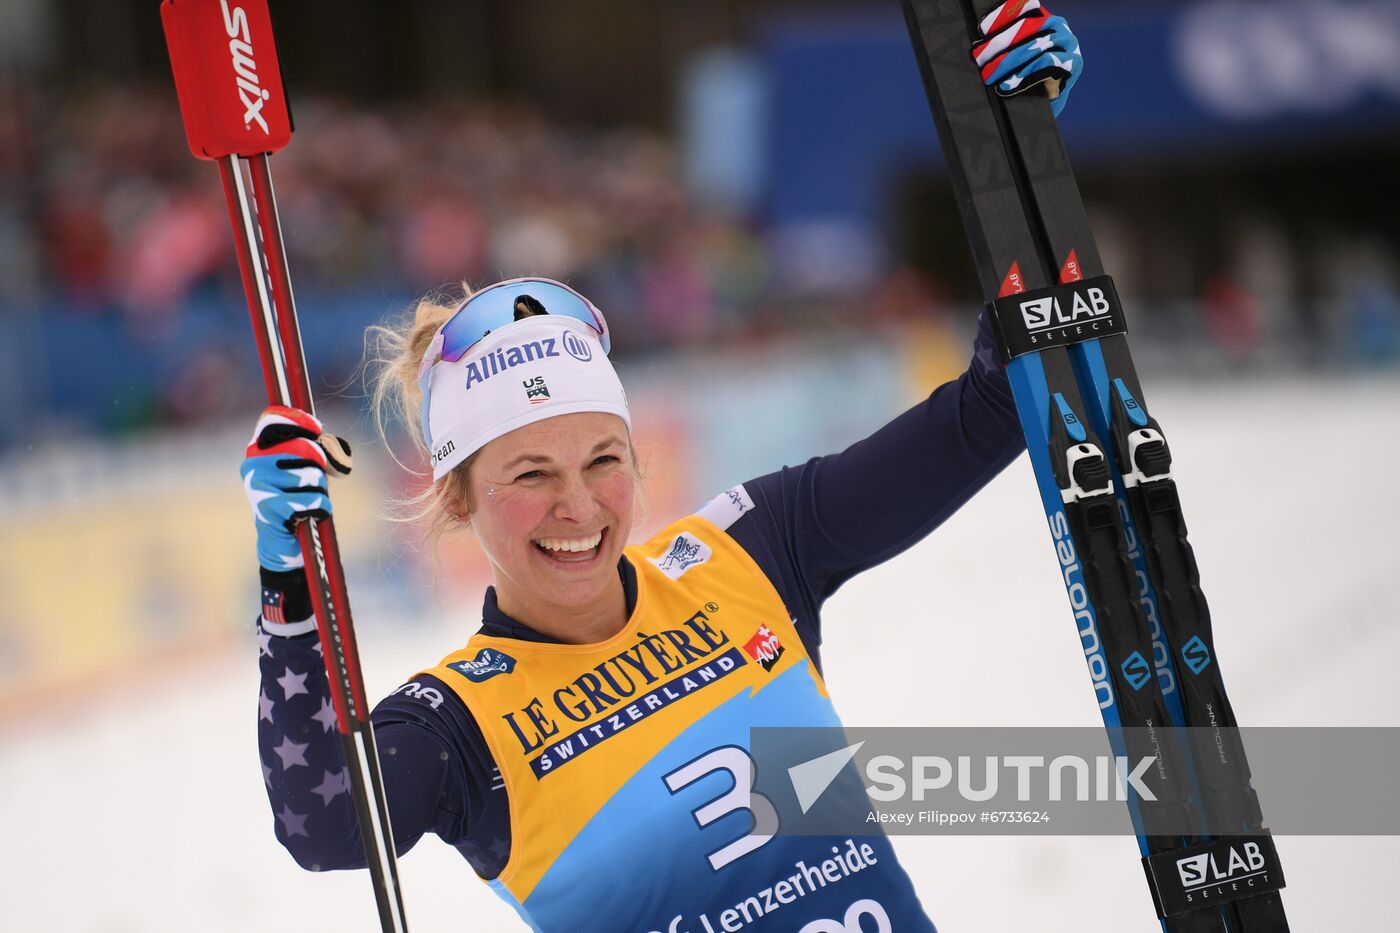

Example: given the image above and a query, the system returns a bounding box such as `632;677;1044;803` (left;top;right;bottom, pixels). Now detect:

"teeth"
535;532;603;553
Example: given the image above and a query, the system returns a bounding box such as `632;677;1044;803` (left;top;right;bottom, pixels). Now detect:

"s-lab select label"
1143;834;1286;917
992;275;1128;358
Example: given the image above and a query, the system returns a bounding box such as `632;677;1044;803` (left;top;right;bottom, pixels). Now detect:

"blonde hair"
364;283;476;548
364;282;646;553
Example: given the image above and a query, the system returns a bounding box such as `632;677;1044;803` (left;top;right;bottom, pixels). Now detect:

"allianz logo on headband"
461;330;594;391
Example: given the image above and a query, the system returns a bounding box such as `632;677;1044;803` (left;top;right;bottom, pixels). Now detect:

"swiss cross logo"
743;625;785;672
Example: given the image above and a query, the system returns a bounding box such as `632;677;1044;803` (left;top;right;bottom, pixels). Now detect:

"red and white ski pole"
160;3;408;929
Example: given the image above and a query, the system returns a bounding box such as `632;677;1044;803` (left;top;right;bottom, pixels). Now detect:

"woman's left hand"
972;0;1082;118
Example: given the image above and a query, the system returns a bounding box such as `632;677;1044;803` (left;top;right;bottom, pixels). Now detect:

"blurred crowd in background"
13;88;790;345
3;86;969;451
6;88;1397;453
0;87;789;446
2;0;1399;455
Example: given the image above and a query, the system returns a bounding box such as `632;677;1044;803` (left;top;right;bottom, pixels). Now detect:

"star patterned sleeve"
256;620;455;871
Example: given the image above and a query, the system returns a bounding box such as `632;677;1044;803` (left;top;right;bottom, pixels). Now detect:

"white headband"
422;315;630;480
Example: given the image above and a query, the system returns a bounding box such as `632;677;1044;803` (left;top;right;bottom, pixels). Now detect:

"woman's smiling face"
465;411;636;633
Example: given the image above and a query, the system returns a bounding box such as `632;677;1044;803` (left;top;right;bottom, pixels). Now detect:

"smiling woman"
244;273;1025;930
240;5;1083;926
465;413;636;645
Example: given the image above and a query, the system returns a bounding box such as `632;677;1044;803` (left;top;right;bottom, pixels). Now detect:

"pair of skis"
900;0;1288;929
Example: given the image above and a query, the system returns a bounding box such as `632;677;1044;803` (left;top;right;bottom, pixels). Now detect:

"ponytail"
364;284;478;543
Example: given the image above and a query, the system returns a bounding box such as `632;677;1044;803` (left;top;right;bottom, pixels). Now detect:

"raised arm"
714;1;1087;651
722;311;1024;648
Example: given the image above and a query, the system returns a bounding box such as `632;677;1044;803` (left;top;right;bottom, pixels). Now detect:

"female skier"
244;6;1082;930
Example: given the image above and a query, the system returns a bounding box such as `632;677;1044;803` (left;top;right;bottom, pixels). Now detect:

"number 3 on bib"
663;745;778;871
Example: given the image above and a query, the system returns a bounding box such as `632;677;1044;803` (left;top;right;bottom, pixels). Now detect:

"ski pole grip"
161;0;293;159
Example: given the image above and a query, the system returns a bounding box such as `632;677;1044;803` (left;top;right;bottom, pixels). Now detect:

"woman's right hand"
240;405;352;571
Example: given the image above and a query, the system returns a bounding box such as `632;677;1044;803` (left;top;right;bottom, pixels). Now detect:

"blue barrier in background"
7;287;412;445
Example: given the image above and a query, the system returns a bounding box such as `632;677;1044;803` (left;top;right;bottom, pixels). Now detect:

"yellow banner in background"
0;428;379;721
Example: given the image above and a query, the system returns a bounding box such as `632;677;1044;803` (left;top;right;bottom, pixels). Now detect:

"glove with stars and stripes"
240;405;352;573
973;0;1082;117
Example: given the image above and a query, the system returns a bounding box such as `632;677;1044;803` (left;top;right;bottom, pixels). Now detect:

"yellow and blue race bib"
425;515;933;932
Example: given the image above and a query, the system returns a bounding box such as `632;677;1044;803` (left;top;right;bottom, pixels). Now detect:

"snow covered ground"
4;375;1397;932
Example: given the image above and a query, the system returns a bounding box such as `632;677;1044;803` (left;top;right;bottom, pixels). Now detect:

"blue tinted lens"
439;279;609;362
